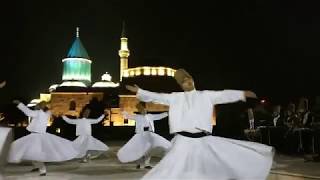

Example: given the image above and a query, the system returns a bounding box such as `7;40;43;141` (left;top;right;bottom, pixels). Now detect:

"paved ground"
2;141;320;180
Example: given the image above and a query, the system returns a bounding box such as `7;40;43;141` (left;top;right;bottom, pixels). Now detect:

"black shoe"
40;173;46;176
145;166;152;169
136;165;141;169
30;168;39;172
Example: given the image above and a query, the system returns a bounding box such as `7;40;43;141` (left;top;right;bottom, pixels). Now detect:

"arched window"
69;100;76;111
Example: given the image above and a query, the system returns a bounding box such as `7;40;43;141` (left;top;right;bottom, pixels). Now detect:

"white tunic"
62;115;105;136
137;89;274;180
117;112;171;163
17;103;50;133
123;112;168;133
0;127;12;167
137;89;245;134
62;115;108;158
8;104;79;163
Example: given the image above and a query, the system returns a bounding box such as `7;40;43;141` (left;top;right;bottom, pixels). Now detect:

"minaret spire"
121;21;126;38
119;21;130;81
76;27;80;38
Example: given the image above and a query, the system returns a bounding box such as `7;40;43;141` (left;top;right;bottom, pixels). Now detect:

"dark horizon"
1;0;319;106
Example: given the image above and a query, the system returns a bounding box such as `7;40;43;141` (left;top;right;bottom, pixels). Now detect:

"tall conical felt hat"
174;68;192;84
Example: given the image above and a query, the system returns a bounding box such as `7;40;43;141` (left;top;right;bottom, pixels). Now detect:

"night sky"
1;0;319;106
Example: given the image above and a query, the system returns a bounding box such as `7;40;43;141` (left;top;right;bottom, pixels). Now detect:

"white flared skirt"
142;134;274;180
73;135;109;158
117;132;171;163
8;132;79;163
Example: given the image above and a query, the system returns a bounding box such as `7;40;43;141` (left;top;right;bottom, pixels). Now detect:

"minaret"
61;27;92;86
118;22;130;81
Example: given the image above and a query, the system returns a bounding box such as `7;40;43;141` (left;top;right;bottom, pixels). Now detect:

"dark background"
1;0;319;105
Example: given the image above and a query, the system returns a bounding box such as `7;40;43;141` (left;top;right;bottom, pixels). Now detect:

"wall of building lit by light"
212;110;216;126
122;67;176;78
123;71;129;77
103;108;135;126
107;108;135;126
50;92;104;117
40;94;51;102
111;116;135;126
135;69;141;76
151;68;157;75
102;109;111;126
129;70;135;76
143;67;151;75
119;96;139;112
158;67;165;76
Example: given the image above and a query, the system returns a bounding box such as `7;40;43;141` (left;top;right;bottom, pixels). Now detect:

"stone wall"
50;92;103;117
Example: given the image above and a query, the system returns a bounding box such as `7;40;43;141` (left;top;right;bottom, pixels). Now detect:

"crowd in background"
245;96;320;161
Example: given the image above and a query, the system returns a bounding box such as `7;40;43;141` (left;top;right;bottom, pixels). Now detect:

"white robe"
137;89;246;134
17;103;49;134
137;88;274;180
0;127;13;177
8;103;79;163
62;115;109;158
117;112;171;163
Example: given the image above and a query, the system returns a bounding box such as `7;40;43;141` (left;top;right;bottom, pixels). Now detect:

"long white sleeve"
17;103;37;117
122;111;138;120
89;115;105;124
62;116;77;125
205;90;246;105
136;89;172;105
150;112;168;121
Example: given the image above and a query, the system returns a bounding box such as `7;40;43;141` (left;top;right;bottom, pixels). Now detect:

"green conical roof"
67;27;89;59
67;37;90;59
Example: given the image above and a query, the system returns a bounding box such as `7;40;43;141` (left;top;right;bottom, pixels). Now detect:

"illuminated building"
61;27;91;87
28;24;216;127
